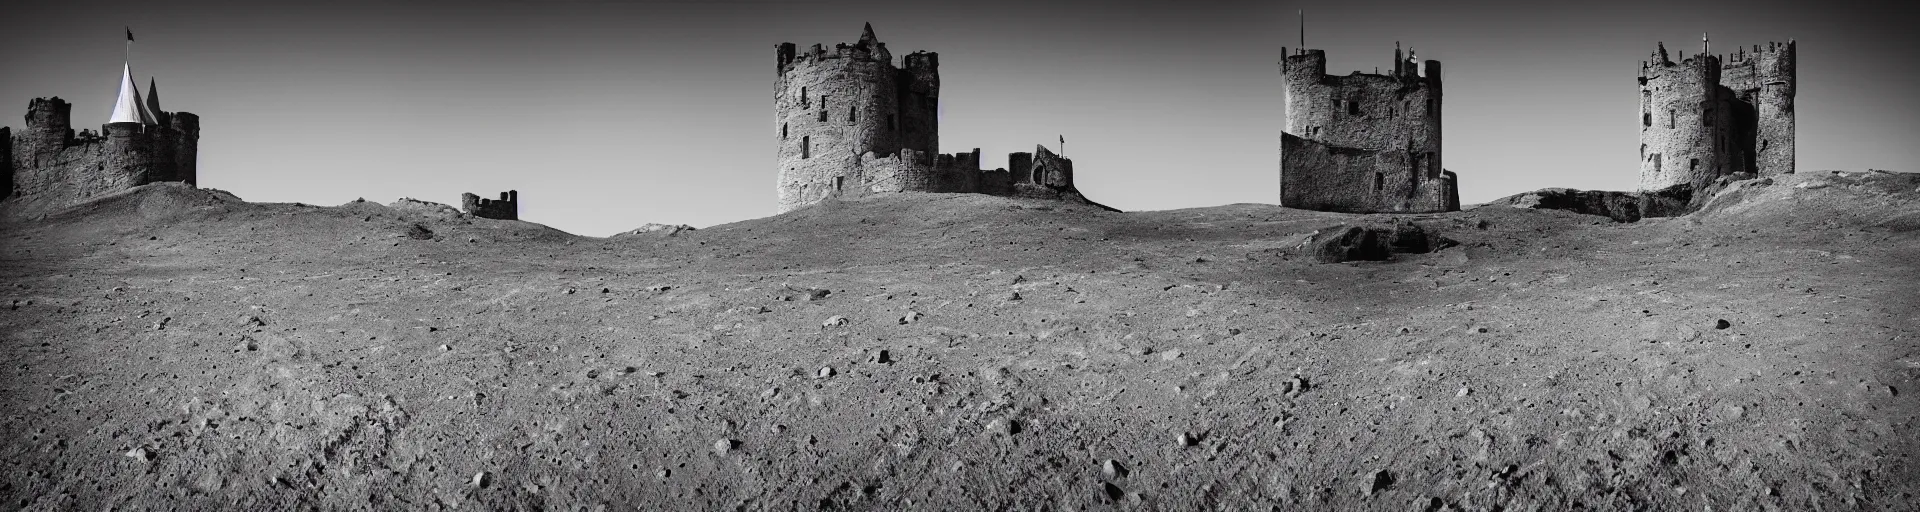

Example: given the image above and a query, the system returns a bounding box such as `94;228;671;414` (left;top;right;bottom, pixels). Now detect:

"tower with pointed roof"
3;40;199;217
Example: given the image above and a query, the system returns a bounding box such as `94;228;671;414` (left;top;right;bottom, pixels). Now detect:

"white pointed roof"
109;61;157;125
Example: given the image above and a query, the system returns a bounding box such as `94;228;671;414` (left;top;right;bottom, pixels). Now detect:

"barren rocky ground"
2;171;1916;510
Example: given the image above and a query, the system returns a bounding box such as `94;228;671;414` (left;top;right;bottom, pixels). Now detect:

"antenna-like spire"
1298;10;1304;49
1702;32;1709;55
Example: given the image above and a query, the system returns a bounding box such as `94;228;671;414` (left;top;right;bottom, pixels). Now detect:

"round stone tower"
774;24;940;213
1639;43;1729;192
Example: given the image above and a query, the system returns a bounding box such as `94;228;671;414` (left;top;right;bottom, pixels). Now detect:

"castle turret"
1639;38;1793;191
1750;40;1795;176
1278;44;1452;214
775;24;923;212
4;42;201;217
170;111;200;185
1639;49;1726;191
23;97;73;155
145;78;171;126
108;62;156;126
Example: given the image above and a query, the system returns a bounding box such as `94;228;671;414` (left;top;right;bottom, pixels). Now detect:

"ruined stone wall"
1280;133;1451;214
776;26;920;214
1720;41;1795;177
1639;48;1729;192
1279;47;1451;213
461;190;518;220
1638;40;1794;192
4;97;199;217
860;149;934;194
897;52;940;156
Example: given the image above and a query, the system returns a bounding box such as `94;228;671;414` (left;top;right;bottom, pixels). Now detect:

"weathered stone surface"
1638;40;1794;192
4;97;200;220
775;25;1110;213
1279;45;1456;214
1305;220;1453;263
1497;184;1695;223
460;191;517;220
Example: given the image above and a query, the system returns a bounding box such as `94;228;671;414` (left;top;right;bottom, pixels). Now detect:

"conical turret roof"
858;23;879;46
145;77;162;117
108;61;156;125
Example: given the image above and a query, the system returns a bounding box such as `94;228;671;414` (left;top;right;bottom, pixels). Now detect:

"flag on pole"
127;27;134;42
1059;135;1064;144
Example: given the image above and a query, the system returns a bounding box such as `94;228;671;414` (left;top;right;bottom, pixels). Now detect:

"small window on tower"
1347;101;1361;115
1690;158;1699;172
819;109;828;122
781;123;788;139
801;87;808;108
1373;172;1384;192
849;106;857;124
802;136;810;159
1651;153;1662;172
1668;109;1675;129
1643;112;1652;127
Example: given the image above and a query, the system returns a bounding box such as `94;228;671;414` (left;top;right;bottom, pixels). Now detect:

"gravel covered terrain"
2;171;1916;510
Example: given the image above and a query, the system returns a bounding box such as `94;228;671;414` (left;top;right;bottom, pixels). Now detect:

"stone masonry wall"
1279;46;1452;213
1638;40;1795;191
776;25;939;214
1281;133;1451;213
4;97;199;218
461;191;518;220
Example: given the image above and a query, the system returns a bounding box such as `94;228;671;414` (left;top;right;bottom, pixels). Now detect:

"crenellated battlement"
774;23;1102;213
1278;44;1454;214
461;190;519;220
1638;38;1796;192
6;90;200;218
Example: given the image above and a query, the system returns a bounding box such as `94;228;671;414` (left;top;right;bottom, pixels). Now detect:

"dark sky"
3;0;1911;236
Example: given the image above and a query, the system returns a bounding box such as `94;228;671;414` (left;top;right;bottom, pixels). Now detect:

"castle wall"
860;149;934;194
5;97;198;216
1639;52;1728;191
776;30;916;214
1638;40;1795;191
897;52;940;156
1281;132;1451;213
1279;47;1451;213
774;25;1100;212
461;190;518;220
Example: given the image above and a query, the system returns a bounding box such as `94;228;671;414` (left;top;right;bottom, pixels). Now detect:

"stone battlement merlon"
1637;38;1796;191
775;25;907;76
1282;47;1441;84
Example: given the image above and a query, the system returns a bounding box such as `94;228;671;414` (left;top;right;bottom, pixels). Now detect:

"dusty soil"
2;171;1916;510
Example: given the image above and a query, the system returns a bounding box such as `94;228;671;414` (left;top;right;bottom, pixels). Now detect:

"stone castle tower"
775;23;939;213
5;57;199;217
1279;43;1458;214
1637;38;1795;192
774;24;1103;212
